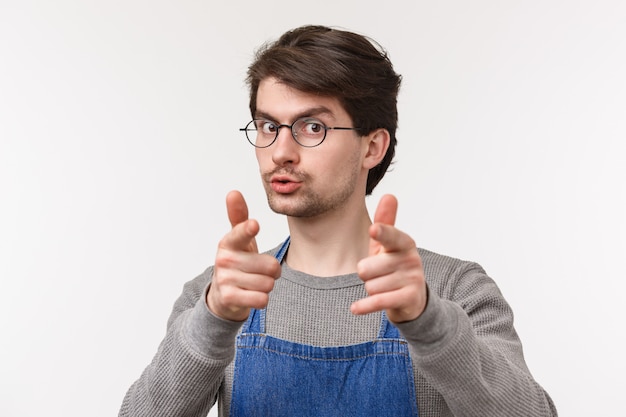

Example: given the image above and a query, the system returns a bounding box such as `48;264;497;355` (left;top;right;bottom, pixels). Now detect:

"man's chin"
267;196;319;218
268;201;304;217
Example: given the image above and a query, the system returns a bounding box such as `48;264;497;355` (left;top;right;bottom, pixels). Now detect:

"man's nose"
271;126;300;165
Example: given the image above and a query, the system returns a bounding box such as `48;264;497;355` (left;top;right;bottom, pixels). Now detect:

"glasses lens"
292;118;327;147
244;120;276;148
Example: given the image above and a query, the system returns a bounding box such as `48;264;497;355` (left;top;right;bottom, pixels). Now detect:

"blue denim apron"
229;238;419;417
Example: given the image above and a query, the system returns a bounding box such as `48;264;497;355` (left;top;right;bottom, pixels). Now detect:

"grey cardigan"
120;246;557;417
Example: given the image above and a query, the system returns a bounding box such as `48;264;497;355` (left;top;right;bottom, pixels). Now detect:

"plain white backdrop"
1;1;624;416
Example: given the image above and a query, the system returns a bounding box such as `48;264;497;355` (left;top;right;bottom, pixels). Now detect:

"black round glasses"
240;117;362;148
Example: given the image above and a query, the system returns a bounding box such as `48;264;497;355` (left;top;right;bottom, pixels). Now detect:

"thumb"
226;190;249;228
373;194;398;226
369;194;398;256
225;190;258;253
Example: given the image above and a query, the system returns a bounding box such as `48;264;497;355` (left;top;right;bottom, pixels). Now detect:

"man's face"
254;77;367;218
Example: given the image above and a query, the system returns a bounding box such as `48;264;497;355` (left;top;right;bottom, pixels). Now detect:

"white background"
1;1;624;416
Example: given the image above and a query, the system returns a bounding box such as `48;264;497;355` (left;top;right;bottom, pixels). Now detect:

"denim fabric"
229;238;419;417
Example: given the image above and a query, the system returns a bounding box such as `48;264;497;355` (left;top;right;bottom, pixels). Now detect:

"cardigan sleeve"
395;255;558;417
119;267;243;417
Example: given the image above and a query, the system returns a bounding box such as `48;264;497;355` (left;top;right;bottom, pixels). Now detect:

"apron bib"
230;238;419;417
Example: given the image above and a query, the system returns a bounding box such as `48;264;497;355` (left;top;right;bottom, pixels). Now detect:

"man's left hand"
351;194;427;323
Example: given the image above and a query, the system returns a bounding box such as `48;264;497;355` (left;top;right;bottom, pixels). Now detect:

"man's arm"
119;191;280;416
119;269;242;417
354;195;557;416
397;262;558;416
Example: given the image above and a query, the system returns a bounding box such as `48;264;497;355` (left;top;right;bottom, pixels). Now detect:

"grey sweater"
120;247;557;416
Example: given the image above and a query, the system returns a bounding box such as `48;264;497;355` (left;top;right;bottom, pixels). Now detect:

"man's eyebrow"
254;106;335;122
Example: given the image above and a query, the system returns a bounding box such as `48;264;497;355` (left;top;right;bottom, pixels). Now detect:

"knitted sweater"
119;246;557;416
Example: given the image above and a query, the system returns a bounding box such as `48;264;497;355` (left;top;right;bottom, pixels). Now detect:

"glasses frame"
239;117;362;148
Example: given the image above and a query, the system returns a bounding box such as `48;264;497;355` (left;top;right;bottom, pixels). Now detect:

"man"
120;25;557;416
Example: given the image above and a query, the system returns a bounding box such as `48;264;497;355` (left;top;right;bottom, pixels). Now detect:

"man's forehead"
255;78;346;121
254;106;335;122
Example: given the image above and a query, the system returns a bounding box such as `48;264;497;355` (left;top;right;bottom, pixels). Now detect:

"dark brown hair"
246;25;402;195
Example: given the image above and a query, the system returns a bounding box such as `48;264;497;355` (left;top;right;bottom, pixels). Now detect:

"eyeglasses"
239;117;362;148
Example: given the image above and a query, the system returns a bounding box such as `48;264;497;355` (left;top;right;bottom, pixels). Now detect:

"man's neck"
284;203;372;277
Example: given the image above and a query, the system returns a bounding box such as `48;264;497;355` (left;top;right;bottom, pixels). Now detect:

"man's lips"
270;175;302;194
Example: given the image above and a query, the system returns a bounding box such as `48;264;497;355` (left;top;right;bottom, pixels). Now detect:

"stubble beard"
262;156;361;219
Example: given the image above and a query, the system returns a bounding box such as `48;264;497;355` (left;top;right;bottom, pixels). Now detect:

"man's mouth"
270;175;302;194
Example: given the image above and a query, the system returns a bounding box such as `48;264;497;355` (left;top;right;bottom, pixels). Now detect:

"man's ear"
363;128;391;169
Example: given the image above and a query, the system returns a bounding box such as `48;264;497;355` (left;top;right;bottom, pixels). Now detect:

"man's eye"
303;121;324;135
261;122;277;134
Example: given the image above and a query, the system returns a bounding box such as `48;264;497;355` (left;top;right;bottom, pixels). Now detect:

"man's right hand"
206;190;281;322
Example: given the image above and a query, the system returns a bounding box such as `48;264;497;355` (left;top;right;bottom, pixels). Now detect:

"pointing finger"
218;219;260;253
370;223;416;254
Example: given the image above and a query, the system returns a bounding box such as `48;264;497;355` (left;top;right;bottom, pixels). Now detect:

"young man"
120;25;557;416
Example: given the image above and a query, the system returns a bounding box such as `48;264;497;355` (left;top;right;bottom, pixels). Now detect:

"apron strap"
241;237;291;334
378;311;402;339
275;236;290;263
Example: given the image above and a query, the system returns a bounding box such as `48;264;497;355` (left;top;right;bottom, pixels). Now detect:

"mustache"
262;167;309;182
